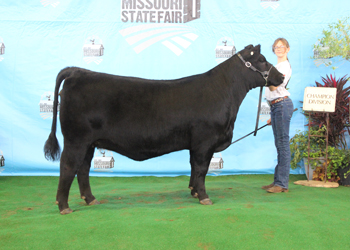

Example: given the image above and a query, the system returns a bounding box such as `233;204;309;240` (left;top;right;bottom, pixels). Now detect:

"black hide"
44;44;283;214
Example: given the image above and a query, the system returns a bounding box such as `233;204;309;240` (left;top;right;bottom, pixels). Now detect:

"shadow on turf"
64;187;240;213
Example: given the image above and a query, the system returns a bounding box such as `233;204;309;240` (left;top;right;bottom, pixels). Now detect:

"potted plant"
312;147;348;182
290;74;350;184
290;126;327;179
337;163;350;186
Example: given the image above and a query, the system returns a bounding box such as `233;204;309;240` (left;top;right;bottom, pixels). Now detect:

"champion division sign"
121;0;201;23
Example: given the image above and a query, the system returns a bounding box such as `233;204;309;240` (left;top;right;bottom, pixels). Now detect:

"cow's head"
238;44;284;87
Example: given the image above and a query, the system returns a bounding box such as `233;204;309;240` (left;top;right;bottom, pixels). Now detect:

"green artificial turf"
1;174;350;249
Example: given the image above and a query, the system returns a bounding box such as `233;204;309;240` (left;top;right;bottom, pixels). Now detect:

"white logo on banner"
121;0;201;24
83;36;104;65
39;91;59;120
93;149;115;172
119;24;198;55
119;0;200;55
0;37;5;62
215;37;236;64
40;0;60;8
0;150;5;170
259;102;271;122
208;153;223;176
260;0;280;10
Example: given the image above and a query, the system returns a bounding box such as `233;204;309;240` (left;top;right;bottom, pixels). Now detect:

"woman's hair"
272;38;290;53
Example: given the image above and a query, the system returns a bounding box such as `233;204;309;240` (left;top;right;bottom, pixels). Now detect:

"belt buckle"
271;97;282;105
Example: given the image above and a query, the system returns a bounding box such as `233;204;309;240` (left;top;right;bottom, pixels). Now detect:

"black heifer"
44;44;283;214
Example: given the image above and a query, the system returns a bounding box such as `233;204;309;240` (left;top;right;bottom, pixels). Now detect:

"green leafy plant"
290;126;327;170
313;17;350;69
325;147;348;182
344;169;350;179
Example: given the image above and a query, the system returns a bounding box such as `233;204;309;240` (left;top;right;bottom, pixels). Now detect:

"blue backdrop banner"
0;0;349;176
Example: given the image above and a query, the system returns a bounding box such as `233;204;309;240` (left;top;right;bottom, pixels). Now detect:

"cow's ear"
244;44;254;50
254;44;261;54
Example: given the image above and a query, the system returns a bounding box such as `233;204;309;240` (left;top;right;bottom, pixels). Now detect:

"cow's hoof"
60;208;73;215
89;199;101;206
192;192;198;198
188;186;194;190
200;198;213;205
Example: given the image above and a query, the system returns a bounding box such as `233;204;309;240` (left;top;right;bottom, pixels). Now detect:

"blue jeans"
270;97;294;189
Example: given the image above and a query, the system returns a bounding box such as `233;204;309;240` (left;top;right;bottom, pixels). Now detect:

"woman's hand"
267;118;271;125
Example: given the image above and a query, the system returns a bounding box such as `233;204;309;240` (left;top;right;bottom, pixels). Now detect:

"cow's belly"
92;133;191;161
213;129;233;153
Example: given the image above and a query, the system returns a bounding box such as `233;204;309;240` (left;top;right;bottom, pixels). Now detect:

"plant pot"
337;163;350;187
303;157;326;180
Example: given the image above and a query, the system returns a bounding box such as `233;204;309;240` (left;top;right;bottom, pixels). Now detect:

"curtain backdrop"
1;0;349;176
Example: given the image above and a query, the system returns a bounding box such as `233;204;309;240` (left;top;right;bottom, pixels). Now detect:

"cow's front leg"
190;150;213;205
77;147;100;206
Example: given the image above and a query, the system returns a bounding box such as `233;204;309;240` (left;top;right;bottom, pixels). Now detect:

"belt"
269;96;288;105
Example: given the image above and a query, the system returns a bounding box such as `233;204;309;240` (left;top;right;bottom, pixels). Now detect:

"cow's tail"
44;67;75;161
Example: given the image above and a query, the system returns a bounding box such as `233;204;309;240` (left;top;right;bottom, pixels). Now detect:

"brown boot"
266;185;289;193
261;183;274;190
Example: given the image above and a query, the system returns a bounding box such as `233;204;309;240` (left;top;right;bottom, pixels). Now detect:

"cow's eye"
258;55;266;62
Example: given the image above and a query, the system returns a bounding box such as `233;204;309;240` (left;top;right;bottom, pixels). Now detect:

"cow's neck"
218;55;262;108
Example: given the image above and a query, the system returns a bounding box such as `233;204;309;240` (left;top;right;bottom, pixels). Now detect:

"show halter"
237;53;273;137
237;53;273;85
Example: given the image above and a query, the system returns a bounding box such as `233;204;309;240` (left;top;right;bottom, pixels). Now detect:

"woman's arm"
268;85;278;91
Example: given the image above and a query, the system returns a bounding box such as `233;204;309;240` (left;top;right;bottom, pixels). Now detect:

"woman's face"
274;41;290;59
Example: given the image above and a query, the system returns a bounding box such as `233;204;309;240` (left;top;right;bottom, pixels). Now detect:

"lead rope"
231;108;298;145
254;86;264;136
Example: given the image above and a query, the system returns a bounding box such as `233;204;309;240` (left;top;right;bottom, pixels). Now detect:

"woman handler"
262;38;294;193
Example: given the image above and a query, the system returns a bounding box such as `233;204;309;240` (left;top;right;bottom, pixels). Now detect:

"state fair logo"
0;149;4;174
259;102;271;122
260;0;280;10
39;92;59;120
0;150;5;168
0;37;5;62
208;153;223;176
119;0;200;55
215;37;236;64
40;0;60;8
83;36;104;65
93;149;115;172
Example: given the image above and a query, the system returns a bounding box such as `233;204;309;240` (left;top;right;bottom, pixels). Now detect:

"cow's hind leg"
190;150;213;205
77;146;100;206
56;143;89;215
188;167;198;198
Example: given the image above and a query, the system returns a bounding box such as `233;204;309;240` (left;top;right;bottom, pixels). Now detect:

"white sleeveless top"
265;60;292;101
